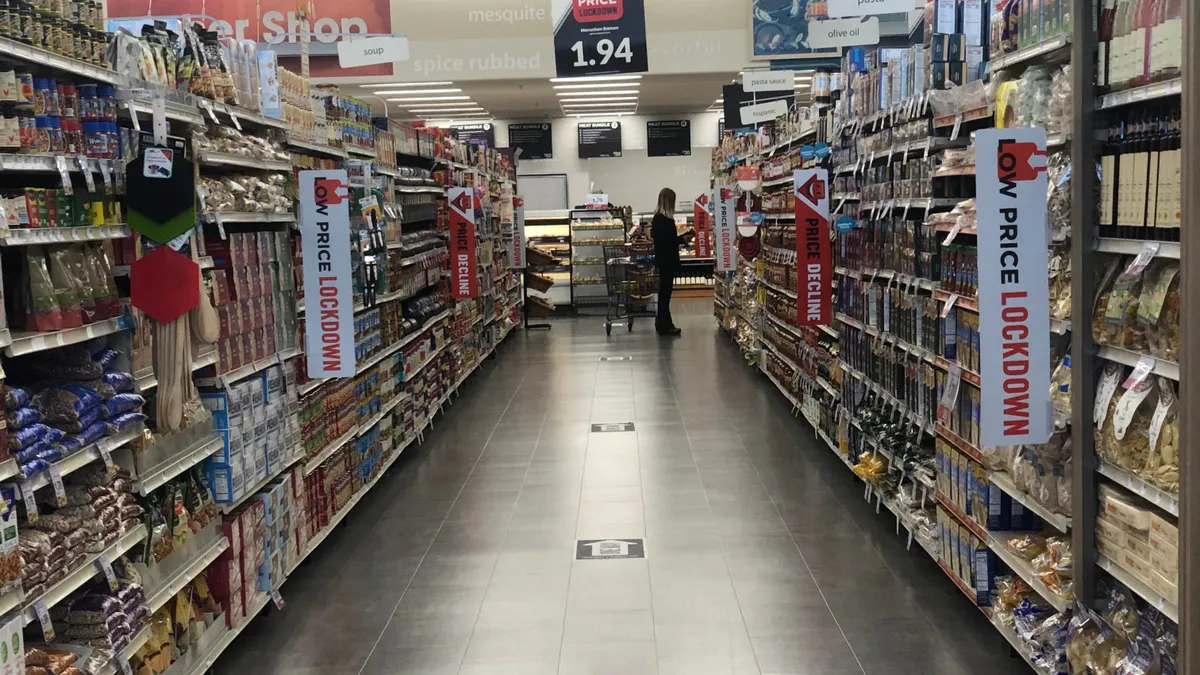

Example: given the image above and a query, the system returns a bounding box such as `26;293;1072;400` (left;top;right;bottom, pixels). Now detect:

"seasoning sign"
794;169;831;326
299;170;356;379
449;187;479;299
975;128;1052;446
511;196;527;269
715;185;736;272
694;193;712;258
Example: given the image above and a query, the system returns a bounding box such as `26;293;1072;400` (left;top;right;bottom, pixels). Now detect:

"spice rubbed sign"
975;128;1052;446
299;170;356;379
449;187;479;299
793;169;831;326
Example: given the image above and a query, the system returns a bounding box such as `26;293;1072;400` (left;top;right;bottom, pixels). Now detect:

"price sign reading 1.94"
553;0;649;78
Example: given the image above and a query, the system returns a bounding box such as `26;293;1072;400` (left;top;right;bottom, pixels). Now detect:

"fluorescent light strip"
409;108;487;114
555;96;639;104
553;82;642;90
569;112;633;117
549;75;642;83
385;95;472;102
561;103;638;110
556;89;640;97
364;81;454;88
400;102;484;110
371;88;463;95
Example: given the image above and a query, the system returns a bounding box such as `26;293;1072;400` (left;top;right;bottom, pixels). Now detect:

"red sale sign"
694;193;711;258
448;187;478;299
794;169;831;326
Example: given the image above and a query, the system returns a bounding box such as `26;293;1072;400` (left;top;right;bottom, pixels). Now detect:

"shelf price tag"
125;101;141;132
942;220;964;246
54;156;73;195
924;136;933;159
270;588;286;610
95;554;118;592
940;293;958;318
937;365;962;426
99;161;113;191
116;656;134;675
950;114;963;141
48;465;67;507
97;439;117;475
199;99;220;124
76;155;96;193
1122;355;1157;389
34;600;54;639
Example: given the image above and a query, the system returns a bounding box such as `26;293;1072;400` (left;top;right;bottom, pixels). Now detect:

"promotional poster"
299;170;356;378
793;169;831;326
552;0;649;77
448;187;480;299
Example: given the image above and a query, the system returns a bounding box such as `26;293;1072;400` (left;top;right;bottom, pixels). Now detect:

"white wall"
494;113;722;212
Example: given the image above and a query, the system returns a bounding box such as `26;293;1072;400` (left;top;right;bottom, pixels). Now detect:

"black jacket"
651;213;687;274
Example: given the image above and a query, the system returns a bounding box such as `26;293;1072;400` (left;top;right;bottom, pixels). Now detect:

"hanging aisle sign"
826;0;917;17
808;16;882;49
552;0;649;77
511;196;527;269
694;193;712;258
299;170;356;378
715;185;736;271
794;169;831;326
449;187;479;298
975;128;1052;446
335;35;410;69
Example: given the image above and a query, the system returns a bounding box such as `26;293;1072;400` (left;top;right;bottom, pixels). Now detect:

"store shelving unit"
569;207;626;314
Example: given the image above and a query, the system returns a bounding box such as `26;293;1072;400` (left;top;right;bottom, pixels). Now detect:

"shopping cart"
602;243;659;335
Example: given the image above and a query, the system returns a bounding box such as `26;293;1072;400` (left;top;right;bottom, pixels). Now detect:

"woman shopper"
650;188;694;336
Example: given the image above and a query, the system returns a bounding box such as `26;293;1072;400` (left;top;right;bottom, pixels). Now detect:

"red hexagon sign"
130;246;200;323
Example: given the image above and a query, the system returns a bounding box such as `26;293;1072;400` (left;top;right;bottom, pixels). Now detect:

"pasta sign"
975;128;1052;446
449;187;479;298
793;169;831;326
299;170;356;378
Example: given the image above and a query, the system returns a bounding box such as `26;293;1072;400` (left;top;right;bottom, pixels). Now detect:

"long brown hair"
654;188;676;219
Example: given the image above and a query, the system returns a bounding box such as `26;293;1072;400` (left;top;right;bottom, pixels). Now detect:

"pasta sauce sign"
975;128;1052;446
449;187;479;298
299;170;356;378
793;169;831;326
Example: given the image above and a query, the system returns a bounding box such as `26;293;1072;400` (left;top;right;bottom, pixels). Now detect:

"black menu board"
508;123;553;160
577;122;622;159
647;120;691;157
451;123;496;147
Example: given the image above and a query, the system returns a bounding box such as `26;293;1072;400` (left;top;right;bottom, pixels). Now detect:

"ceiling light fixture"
385;95;472;102
553;82;642;90
549;74;642;83
560;102;639;108
556;89;640;97
569;112;634;117
396;101;482;108
370;88;463;95
554;96;639;104
408;108;487;114
363;81;455;88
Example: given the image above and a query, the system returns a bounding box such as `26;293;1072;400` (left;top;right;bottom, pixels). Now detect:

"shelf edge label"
299;170;356;379
449;187;479;299
794;169;831;326
975;128;1052;446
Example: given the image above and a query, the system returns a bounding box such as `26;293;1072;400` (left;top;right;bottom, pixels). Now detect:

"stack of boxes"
1097;485;1178;605
204;231;299;375
209;500;265;628
201;364;299;505
252;477;293;593
929;0;987;88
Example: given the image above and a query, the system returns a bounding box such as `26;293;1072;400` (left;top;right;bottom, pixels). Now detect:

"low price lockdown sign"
448;187;479;298
714;185;736;272
511;196;527;269
793;169;831;326
299;170;356;378
975;128;1052;446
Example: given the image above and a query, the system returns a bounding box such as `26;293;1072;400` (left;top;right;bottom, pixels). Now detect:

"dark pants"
656;270;675;331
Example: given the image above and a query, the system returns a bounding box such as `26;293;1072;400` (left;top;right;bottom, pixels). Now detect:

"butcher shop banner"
299;170;356;378
793;169;831;326
714;185;736;272
975;128;1052;447
511;196;527;269
449;187;480;298
694;193;712;258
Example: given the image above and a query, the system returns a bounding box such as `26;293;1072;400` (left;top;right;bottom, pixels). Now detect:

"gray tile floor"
217;299;1030;675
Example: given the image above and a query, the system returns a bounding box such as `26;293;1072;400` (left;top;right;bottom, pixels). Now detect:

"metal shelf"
1096;345;1180;381
287;138;348;158
5;316;129;357
202;212;296;224
1097;78;1182;110
1095;238;1180;259
989;533;1072;613
0;225;131;245
22;526;147;626
1097;554;1178;622
303;425;358;475
136;434;225;495
143;528;230;612
1097;460;1179;517
0;35;118;82
989;472;1071;533
987;34;1071;72
198;151;291;172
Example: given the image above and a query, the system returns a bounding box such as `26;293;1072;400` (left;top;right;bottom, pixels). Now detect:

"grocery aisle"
217;299;1028;675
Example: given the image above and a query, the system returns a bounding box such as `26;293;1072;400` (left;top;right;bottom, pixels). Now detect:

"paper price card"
270;588;286;610
19;482;38;522
34;600;54;640
99;442;117;476
49;465;67;507
117;656;134;675
937;365;962;427
96;554;118;591
55;156;73;196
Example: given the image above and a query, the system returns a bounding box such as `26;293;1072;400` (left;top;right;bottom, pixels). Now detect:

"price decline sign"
448;187;479;299
794;169;831;327
975;128;1052;447
552;0;649;77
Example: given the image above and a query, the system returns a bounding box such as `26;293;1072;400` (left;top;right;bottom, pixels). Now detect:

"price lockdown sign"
511;196;527;269
714;185;737;272
694;193;712;258
299;170;356;378
552;0;648;77
975;128;1052;446
794;169;832;326
448;187;479;299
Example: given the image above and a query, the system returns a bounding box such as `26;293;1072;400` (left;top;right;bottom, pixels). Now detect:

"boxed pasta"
1099;485;1152;531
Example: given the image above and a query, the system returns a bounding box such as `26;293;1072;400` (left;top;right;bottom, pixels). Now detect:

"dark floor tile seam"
702;335;869;675
656;363;765;675
718;335;983;675
453;403;553;673
353;366;534;675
